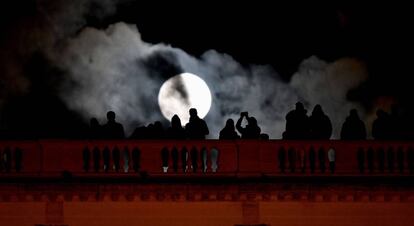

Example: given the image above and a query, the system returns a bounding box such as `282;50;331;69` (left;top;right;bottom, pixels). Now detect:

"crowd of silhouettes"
283;102;333;140
87;103;408;140
90;108;210;140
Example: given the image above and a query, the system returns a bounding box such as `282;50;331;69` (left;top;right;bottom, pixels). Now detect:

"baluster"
15;147;22;173
93;147;100;172
82;147;90;172
132;147;140;172
211;148;219;173
278;147;286;173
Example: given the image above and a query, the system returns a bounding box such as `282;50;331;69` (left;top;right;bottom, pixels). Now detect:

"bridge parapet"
0;140;413;178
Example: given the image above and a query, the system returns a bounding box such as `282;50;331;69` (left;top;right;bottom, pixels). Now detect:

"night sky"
1;1;413;139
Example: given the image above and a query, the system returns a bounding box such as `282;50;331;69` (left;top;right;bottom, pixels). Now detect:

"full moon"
158;73;212;125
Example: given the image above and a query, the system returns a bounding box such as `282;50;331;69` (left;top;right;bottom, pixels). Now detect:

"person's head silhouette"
296;102;304;111
376;109;387;118
312;104;323;115
225;119;235;128
154;121;163;129
107;111;116;122
350;109;359;118
171;114;182;128
248;117;258;126
90;117;99;127
189;108;198;118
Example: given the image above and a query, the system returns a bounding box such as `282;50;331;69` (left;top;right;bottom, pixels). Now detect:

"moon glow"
158;73;212;125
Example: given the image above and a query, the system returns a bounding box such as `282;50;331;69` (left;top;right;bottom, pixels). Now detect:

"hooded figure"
283;102;309;139
372;109;391;140
340;109;366;140
219;119;240;139
166;115;186;139
309;105;332;139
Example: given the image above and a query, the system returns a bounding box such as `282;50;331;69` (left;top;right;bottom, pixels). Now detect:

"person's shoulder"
287;110;295;115
323;114;331;121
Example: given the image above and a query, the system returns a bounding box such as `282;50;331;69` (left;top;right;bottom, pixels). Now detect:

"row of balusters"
277;147;334;173
356;146;414;173
277;146;414;174
82;147;141;173
160;147;219;173
82;146;219;173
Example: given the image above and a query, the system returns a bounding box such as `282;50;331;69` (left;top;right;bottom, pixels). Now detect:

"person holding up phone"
236;111;261;139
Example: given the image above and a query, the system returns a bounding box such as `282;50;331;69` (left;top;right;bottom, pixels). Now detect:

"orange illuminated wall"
0;140;414;226
1;199;414;226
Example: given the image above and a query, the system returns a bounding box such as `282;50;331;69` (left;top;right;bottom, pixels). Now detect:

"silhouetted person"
89;117;102;139
146;123;155;139
153;121;165;139
130;126;147;139
166;115;186;139
372;109;391;140
185;108;209;139
103;111;125;139
340;109;366;140
309;105;332;139
283;102;309;139
219;119;240;139
236;112;261;139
